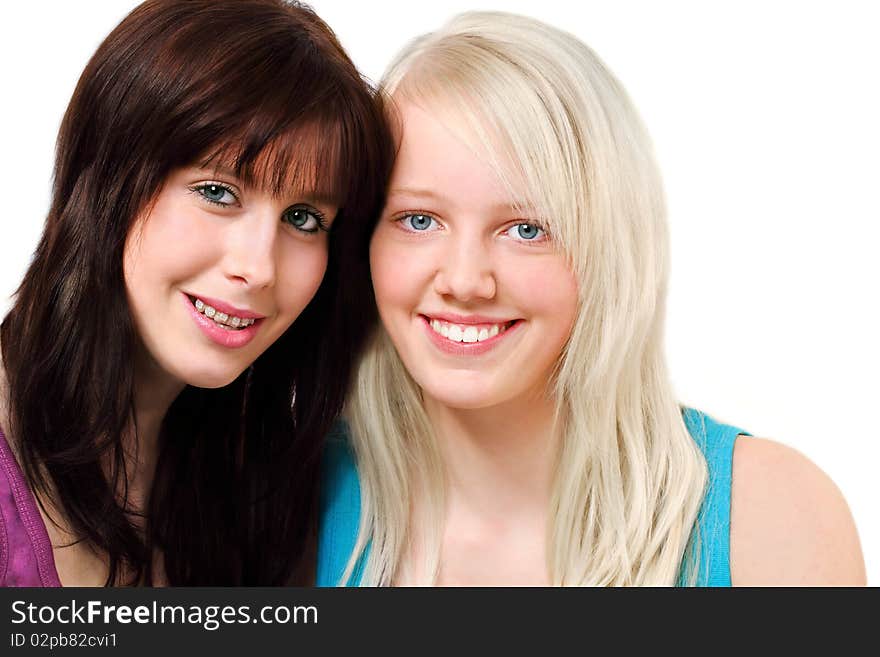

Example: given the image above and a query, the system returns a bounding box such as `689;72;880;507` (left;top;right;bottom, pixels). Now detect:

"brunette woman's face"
370;101;579;410
123;165;337;388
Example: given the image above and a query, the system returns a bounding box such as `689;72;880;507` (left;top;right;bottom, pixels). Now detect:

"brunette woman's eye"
192;182;238;206
282;205;327;233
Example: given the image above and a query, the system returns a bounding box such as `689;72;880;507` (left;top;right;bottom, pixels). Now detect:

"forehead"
388;100;529;217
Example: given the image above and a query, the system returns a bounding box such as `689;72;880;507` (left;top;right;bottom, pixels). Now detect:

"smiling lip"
181;292;264;349
183;293;265;320
420;314;521;356
422;312;513;325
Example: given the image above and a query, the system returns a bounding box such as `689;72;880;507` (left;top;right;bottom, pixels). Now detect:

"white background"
1;1;877;584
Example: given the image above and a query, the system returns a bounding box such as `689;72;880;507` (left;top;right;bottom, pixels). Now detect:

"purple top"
0;427;62;586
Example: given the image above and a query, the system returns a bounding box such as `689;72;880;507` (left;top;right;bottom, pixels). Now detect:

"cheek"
123;203;213;292
123;223;176;308
369;230;429;312
506;256;579;336
276;244;329;314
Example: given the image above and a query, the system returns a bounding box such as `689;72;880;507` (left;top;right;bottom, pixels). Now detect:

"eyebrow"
387;187;533;214
199;164;237;177
387;187;445;201
297;192;340;208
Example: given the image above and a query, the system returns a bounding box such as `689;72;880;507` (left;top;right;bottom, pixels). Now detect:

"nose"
223;205;278;289
433;233;496;301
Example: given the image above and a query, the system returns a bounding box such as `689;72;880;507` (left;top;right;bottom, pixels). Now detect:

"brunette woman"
0;0;392;586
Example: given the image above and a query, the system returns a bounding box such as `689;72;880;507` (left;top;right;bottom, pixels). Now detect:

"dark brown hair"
1;0;393;585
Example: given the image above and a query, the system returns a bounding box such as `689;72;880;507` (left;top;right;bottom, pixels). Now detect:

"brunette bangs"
173;27;374;208
197;94;375;215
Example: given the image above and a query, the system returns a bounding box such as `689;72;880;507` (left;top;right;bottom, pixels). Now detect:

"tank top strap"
679;407;750;586
0;427;62;586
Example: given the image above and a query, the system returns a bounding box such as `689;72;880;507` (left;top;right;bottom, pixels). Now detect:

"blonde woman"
316;12;866;586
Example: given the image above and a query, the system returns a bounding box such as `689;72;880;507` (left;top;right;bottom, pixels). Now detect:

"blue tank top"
316;407;747;586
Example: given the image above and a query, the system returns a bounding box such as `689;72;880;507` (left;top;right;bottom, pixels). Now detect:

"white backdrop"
1;1;877;584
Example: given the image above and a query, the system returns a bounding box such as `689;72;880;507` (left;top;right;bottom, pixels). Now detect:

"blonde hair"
345;11;708;585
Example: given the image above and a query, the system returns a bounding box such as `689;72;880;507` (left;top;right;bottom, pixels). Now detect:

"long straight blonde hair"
344;11;708;586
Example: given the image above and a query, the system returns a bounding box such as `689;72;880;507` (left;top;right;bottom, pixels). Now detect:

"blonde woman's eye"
507;223;545;241
193;182;238;206
282;205;327;233
401;214;438;231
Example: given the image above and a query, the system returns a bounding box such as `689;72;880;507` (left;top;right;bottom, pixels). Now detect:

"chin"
181;365;247;390
421;381;504;411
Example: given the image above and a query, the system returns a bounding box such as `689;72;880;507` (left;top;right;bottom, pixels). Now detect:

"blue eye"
194;182;237;206
282;205;326;233
506;223;546;241
402;214;438;231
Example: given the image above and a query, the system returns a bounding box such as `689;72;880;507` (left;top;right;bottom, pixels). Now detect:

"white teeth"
428;319;511;344
192;297;255;330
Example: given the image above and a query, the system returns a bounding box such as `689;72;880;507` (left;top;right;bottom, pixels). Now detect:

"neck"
125;345;185;514
423;390;561;518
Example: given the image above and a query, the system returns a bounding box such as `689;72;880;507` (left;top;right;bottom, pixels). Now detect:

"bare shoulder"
730;436;866;586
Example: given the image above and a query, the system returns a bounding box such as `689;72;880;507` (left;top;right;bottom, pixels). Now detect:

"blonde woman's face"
370;102;578;410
